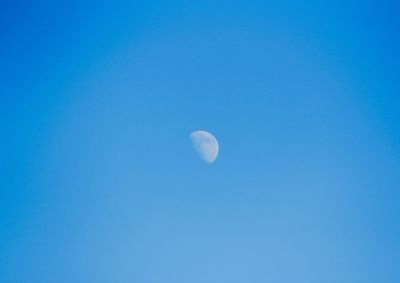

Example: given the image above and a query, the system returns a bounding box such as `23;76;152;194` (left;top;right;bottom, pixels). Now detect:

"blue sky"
1;1;399;282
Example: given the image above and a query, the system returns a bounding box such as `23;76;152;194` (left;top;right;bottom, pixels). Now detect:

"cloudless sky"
1;1;399;282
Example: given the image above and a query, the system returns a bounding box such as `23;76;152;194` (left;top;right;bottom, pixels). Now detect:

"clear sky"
1;1;399;282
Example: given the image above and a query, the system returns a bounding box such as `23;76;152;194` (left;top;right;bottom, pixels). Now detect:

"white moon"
190;130;219;164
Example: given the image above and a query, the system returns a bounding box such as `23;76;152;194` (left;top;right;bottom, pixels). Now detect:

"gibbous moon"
190;130;219;164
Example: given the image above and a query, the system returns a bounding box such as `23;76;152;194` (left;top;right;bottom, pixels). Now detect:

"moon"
190;130;219;164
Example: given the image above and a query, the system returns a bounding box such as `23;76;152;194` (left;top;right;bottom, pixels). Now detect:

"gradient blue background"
1;1;399;282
